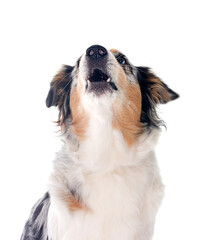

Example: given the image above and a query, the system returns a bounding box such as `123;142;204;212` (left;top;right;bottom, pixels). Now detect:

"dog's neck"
66;96;160;173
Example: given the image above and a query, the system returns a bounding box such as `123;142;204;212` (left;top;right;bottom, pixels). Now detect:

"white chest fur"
48;96;164;240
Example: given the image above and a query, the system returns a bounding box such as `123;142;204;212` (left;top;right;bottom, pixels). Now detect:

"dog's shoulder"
20;192;50;240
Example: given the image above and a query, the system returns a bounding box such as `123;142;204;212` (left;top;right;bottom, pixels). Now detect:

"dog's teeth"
107;78;110;82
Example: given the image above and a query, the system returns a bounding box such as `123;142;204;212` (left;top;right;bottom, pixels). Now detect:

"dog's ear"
46;65;74;124
46;85;57;108
137;67;179;104
136;67;179;126
46;65;73;107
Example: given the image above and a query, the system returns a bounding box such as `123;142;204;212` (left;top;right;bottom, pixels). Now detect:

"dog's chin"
85;69;117;96
86;82;113;96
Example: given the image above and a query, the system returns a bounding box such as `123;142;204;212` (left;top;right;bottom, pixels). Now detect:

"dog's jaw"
78;49;119;96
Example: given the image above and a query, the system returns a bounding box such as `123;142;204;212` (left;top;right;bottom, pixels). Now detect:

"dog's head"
46;45;179;145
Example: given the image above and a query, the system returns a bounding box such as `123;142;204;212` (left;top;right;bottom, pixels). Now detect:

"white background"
0;0;204;239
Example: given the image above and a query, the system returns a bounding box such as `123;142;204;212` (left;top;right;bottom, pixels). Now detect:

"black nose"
86;45;107;60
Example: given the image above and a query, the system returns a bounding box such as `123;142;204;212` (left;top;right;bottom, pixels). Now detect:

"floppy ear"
137;67;179;127
46;65;74;124
137;67;179;104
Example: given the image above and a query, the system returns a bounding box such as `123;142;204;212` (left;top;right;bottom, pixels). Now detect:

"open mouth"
88;69;110;83
86;69;117;94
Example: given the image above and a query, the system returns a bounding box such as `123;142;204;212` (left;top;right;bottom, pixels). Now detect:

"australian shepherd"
21;45;179;240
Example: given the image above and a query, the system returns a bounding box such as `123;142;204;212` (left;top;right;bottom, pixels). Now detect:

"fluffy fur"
21;45;179;240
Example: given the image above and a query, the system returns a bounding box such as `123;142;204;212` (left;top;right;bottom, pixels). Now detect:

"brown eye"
117;56;126;65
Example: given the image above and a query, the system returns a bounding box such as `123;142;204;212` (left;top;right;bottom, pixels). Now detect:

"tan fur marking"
149;77;171;103
67;192;85;211
112;67;143;146
57;189;87;212
110;49;120;54
53;69;66;82
70;78;88;140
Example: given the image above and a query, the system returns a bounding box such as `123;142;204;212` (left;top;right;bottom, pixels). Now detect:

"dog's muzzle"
84;45;117;95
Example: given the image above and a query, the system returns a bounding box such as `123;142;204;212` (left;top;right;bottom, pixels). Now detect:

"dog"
21;45;179;240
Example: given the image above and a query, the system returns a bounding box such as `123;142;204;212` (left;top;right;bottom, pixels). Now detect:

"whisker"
62;79;73;91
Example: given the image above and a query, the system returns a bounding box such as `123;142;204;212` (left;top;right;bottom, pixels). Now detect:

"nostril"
98;47;107;57
88;49;94;56
98;48;105;56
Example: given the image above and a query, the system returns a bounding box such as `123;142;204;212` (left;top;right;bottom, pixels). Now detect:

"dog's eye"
117;56;126;65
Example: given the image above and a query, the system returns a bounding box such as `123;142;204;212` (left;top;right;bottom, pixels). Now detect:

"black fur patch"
46;65;74;125
20;192;50;240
